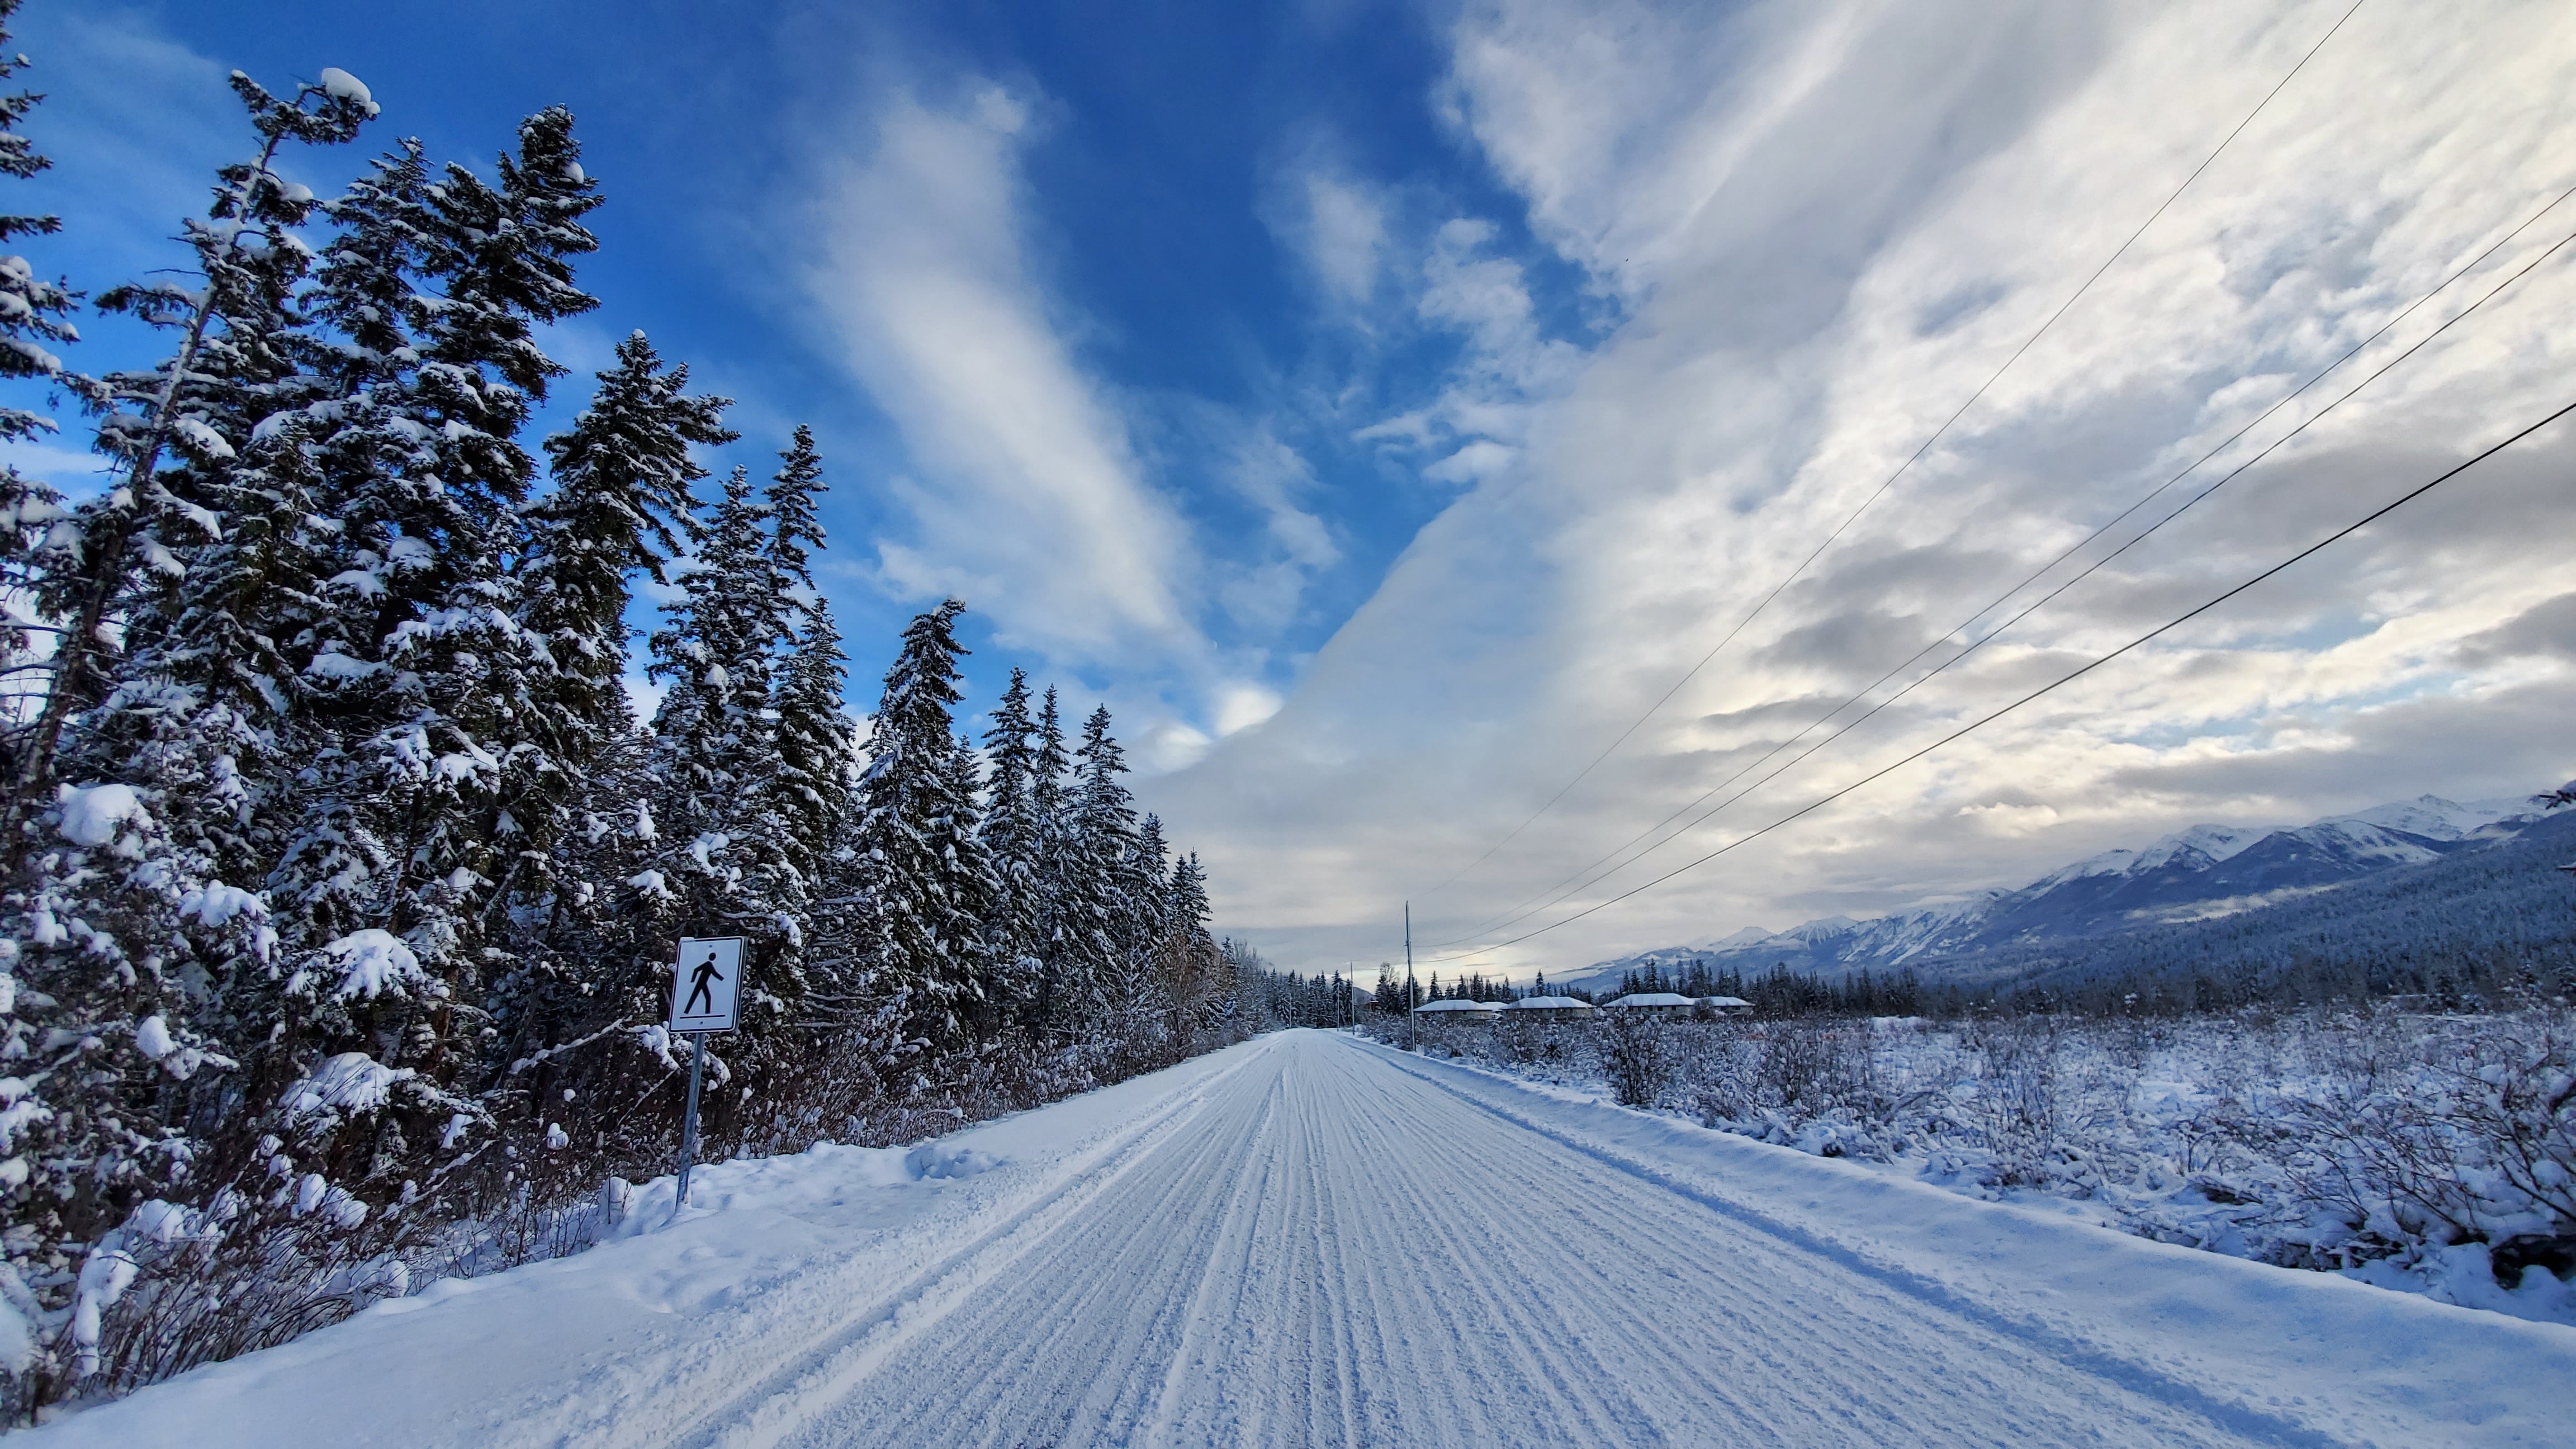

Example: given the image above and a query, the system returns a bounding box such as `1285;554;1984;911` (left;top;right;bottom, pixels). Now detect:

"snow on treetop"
315;67;379;116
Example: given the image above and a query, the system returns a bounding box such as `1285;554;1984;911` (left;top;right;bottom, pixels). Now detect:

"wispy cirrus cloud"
802;84;1197;667
792;69;1340;776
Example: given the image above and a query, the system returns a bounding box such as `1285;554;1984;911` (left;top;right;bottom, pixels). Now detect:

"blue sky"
7;0;1577;742
12;1;2576;977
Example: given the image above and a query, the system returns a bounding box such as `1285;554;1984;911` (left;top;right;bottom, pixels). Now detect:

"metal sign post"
669;936;744;1215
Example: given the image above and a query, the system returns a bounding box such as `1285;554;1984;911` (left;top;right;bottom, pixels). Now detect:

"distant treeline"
1909;806;2576;1016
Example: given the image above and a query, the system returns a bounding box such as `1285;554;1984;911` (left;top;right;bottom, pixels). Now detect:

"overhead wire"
1408;0;2373;905
1431;219;2576;958
1426;180;2576;950
1428;391;2576;962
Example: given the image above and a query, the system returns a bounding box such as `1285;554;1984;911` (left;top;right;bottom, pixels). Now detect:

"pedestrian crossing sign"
671;936;744;1033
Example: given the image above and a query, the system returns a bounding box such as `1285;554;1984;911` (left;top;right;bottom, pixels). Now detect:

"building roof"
1503;996;1595;1011
1698;996;1753;1008
1413;998;1505;1014
1601;992;1698;1008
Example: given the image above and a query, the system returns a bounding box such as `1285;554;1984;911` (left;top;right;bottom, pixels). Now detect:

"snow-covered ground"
32;1030;2574;1447
1405;1008;2576;1328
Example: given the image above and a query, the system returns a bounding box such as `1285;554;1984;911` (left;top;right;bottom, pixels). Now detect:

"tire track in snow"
1361;1040;2343;1447
665;1045;1271;1449
1140;1063;1287;1447
683;1032;2326;1447
744;1047;1296;1447
1317;1042;1653;1447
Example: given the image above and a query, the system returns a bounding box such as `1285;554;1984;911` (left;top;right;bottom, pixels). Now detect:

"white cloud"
802;83;1197;667
1210;420;1338;632
1214;682;1285;736
0;438;115;500
5;5;278;308
1422;439;1517;486
1350;215;1585;491
1259;127;1396;313
1168;0;2576;977
1298;169;1390;306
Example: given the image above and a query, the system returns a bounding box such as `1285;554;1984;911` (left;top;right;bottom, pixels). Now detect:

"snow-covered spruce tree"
37;67;366;843
835;600;993;1056
754;426;846;906
940;727;1006;1032
1049;704;1140;1030
0;0;72;441
1183;888;1240;1039
517;335;727;904
1143;847;1223;1053
767;600;853;920
974;668;1047;1015
254;105;608;1227
479;334;732;1157
408;104;603;912
11;72;371;830
1024;684;1078;1030
525;334;731;801
644;467;788;923
520;329;732;943
0;65;375;1406
1131;812;1174;962
763;425;825;612
0;0;80;731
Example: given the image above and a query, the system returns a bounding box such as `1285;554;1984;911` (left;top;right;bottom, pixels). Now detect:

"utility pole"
1404;900;1415;1012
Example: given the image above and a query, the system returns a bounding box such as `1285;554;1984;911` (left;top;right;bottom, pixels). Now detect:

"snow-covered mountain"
1559;793;2545;991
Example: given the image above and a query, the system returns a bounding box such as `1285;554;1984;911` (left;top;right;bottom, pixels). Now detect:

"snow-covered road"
42;1030;2576;1447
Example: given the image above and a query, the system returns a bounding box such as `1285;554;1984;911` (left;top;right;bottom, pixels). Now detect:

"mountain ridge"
1554;792;2546;992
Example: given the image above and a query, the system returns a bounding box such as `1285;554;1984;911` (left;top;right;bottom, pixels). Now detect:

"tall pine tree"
842;601;989;1049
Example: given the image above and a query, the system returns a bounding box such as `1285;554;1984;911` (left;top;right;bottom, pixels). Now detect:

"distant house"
1598;992;1697;1015
1697;996;1753;1018
1413;999;1505;1024
1501;995;1596;1022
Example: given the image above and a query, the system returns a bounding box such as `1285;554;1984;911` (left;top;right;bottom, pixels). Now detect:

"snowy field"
1386;1007;2576;1327
29;1030;2574;1447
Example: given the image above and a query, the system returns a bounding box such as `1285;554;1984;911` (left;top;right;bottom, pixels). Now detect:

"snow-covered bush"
2239;1009;2576;1271
1685;1019;1917;1161
1959;1017;2068;1187
1599;1011;1677;1107
1410;1003;2576;1323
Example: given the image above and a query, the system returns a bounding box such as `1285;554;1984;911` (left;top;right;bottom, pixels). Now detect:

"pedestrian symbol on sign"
684;950;723;1016
670;936;742;1033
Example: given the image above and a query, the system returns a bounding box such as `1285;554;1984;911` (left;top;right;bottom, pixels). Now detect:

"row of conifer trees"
0;3;1248;1407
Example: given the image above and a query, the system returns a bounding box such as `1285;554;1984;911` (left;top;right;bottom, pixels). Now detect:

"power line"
1428;392;2576;963
1409;0;2372;904
1426;182;2576;950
